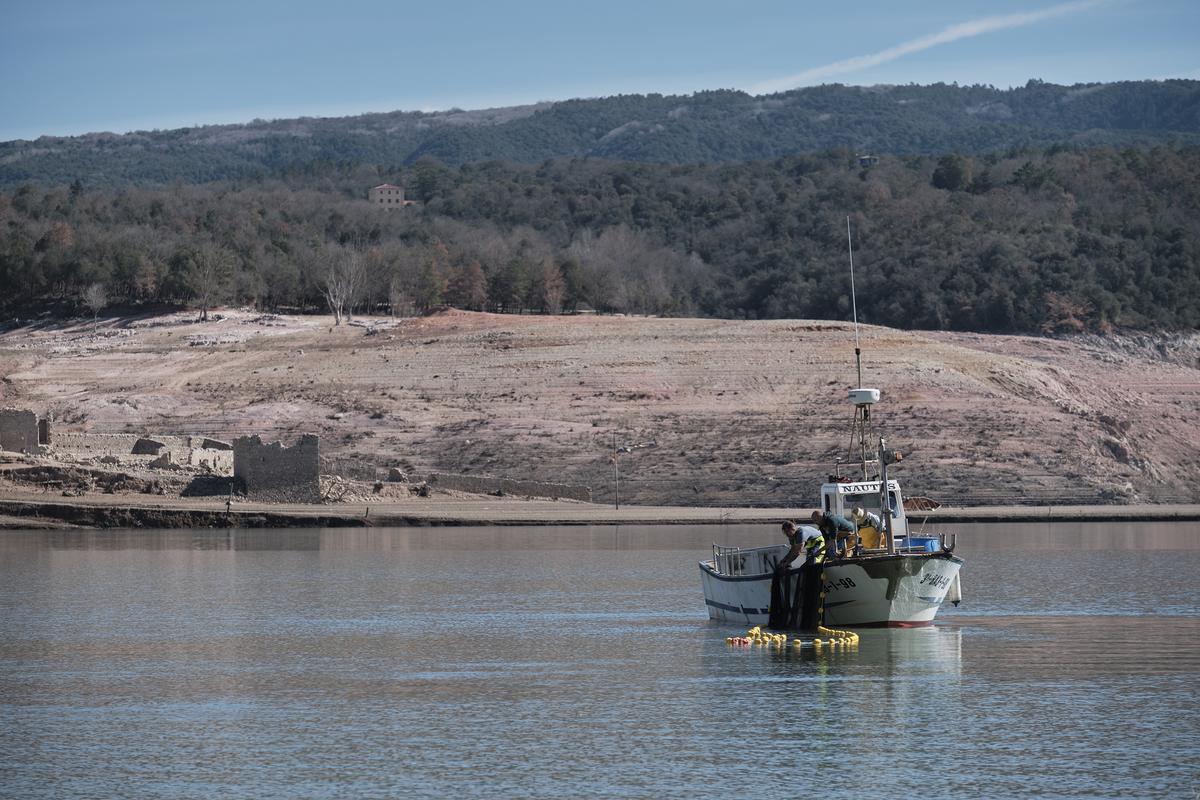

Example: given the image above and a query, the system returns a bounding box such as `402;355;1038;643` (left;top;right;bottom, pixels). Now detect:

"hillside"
2;80;1199;187
4;145;1199;334
2;310;1197;507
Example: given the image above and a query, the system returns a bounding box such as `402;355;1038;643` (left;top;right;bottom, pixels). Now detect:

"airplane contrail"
749;0;1104;95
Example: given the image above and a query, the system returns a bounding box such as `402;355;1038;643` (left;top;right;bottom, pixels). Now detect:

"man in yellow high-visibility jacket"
779;521;826;569
804;531;827;564
773;523;828;630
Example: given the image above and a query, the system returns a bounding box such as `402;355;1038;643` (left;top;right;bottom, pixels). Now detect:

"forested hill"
4;145;1198;333
3;80;1200;187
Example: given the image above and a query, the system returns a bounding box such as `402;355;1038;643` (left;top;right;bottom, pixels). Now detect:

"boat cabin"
819;478;909;538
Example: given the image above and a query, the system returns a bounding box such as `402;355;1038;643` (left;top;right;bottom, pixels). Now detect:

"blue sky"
1;0;1196;141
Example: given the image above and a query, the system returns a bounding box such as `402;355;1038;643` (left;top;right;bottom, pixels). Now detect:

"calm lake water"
1;522;1197;799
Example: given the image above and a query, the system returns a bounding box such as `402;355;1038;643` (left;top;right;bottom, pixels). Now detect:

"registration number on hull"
919;572;952;590
823;576;857;592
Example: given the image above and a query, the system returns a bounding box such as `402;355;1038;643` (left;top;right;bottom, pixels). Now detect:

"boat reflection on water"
855;625;963;674
710;622;964;676
698;623;965;728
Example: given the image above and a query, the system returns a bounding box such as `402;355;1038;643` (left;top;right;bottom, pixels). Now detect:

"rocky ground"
1;309;1197;507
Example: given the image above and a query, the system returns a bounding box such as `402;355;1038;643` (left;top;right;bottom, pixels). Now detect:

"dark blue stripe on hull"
704;599;769;615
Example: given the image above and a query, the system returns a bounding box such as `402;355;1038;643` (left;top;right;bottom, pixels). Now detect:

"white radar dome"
848;388;881;405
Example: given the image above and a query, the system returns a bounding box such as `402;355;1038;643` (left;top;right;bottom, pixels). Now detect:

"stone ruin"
50;432;234;472
5;408;592;507
0;410;324;503
233;434;320;503
0;408;48;453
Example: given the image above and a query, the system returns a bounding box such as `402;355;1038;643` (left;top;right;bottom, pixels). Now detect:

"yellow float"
727;623;859;650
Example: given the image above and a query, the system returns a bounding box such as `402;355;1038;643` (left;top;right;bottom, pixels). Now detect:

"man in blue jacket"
811;510;856;556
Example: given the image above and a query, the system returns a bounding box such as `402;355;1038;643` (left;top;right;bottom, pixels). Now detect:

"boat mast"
847;216;862;389
848;217;897;552
845;217;877;479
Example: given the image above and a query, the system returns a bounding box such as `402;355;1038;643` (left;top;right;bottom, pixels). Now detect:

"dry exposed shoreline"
2;309;1198;515
1;492;1198;530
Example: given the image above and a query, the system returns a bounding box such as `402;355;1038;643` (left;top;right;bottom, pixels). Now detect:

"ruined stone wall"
321;455;379;482
55;433;153;455
189;448;233;473
0;408;40;452
427;473;591;502
53;433;189;459
233;434;320;503
50;433;232;473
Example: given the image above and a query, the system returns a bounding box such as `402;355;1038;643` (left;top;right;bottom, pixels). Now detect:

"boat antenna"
847;215;862;388
844;216;879;479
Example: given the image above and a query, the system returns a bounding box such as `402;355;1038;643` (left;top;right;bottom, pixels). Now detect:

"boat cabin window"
840;492;899;517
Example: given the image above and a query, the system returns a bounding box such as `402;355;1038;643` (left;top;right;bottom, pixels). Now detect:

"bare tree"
323;245;367;325
343;250;367;322
191;245;234;321
540;258;566;315
568;228;623;312
568;226;684;315
323;265;348;325
81;282;107;332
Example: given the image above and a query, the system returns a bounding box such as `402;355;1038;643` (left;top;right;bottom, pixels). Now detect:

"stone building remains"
233;434;320;503
0;408;46;452
51;433;233;472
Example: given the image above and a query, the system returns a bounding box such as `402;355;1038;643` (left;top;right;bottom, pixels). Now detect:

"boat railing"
711;544;785;576
712;544;745;575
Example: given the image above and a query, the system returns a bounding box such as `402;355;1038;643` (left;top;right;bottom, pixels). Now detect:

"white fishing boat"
698;452;965;628
699;219;964;629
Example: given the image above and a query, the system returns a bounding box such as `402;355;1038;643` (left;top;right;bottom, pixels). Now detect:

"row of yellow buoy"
727;625;860;651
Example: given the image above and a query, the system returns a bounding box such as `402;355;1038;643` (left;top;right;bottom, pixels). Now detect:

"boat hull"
699;552;963;628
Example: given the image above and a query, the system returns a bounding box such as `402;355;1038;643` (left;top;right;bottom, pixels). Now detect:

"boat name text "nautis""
836;481;899;493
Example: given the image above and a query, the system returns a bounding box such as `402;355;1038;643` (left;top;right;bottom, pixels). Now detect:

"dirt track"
1;309;1198;507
